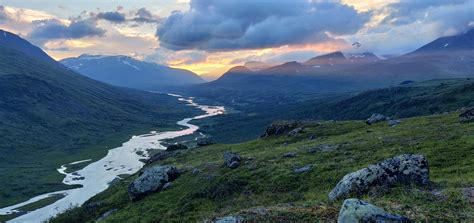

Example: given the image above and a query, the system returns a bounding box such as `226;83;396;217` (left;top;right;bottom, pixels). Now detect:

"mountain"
244;61;273;71
346;52;381;64
303;51;348;66
0;29;56;64
413;29;474;53
0;31;199;208
61;55;205;91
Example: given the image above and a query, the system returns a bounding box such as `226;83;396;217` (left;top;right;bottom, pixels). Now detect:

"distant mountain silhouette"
61;55;205;91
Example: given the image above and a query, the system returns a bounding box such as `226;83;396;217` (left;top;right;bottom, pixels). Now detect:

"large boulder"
260;121;299;137
460;108;474;123
366;113;389;125
128;165;179;201
224;151;241;169
166;143;188;151
329;154;429;201
338;199;412;223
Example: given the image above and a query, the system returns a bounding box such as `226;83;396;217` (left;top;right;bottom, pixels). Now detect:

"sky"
0;0;473;77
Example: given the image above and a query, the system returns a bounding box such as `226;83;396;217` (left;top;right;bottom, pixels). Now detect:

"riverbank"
0;95;225;222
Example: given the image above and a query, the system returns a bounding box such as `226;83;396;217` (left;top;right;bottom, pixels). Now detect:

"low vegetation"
51;111;474;222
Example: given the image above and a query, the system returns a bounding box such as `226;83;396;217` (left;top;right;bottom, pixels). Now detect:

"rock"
388;119;402;127
338;199;412;223
309;135;317;140
366;113;389;125
261;121;299;137
329;154;429;201
224;151;241;169
287;127;304;137
283;152;297;158
319;144;338;152
197;137;214;147
147;150;177;164
128;165;179;201
294;164;313;173
214;215;244;223
462;187;474;204
166;143;188;151
192;168;201;175
96;209;118;221
460;108;474;123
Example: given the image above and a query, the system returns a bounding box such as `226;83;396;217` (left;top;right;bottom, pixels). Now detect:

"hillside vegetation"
51;111;474;222
191;78;474;143
0;45;200;207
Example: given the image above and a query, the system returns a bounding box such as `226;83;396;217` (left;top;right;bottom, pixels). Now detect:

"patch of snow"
122;60;141;71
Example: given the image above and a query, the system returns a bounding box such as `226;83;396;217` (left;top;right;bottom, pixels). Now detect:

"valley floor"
51;111;474;222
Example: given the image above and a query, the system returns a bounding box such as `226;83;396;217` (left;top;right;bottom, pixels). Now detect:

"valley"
0;2;473;221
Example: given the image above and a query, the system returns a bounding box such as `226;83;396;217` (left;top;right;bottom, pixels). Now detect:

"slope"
51;112;474;222
0;39;200;207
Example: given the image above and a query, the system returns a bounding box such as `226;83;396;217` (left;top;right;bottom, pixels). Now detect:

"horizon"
1;0;473;77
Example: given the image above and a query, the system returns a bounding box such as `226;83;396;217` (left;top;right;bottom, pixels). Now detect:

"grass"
50;111;474;222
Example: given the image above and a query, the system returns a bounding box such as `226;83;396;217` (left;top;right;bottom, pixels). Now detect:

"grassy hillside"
0;45;201;207
51;112;474;222
190;78;474;143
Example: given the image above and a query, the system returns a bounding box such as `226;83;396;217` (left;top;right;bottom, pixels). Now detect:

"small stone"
388;119;402;127
287;127;304;137
294;164;313;173
224;151;241;169
309;135;317;140
283;152;297;158
366;113;389;125
166;143;188;151
460;108;474;123
214;215;244;223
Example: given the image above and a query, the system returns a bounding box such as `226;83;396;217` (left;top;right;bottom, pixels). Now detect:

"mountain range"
61;55;205;91
194;29;474;97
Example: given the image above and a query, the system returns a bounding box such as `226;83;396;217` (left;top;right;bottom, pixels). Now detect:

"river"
0;94;225;223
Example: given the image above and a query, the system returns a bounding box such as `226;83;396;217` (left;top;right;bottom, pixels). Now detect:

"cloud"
27;18;105;43
156;0;370;51
0;6;9;23
96;11;126;23
132;7;162;23
345;0;474;55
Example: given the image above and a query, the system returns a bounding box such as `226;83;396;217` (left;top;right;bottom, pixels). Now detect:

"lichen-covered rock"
166;143;188;151
338;199;412;223
460;108;474;123
329;154;429;201
128;165;179;201
224;151;241;169
287;127;304;137
260;121;299;137
366;113;389;125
